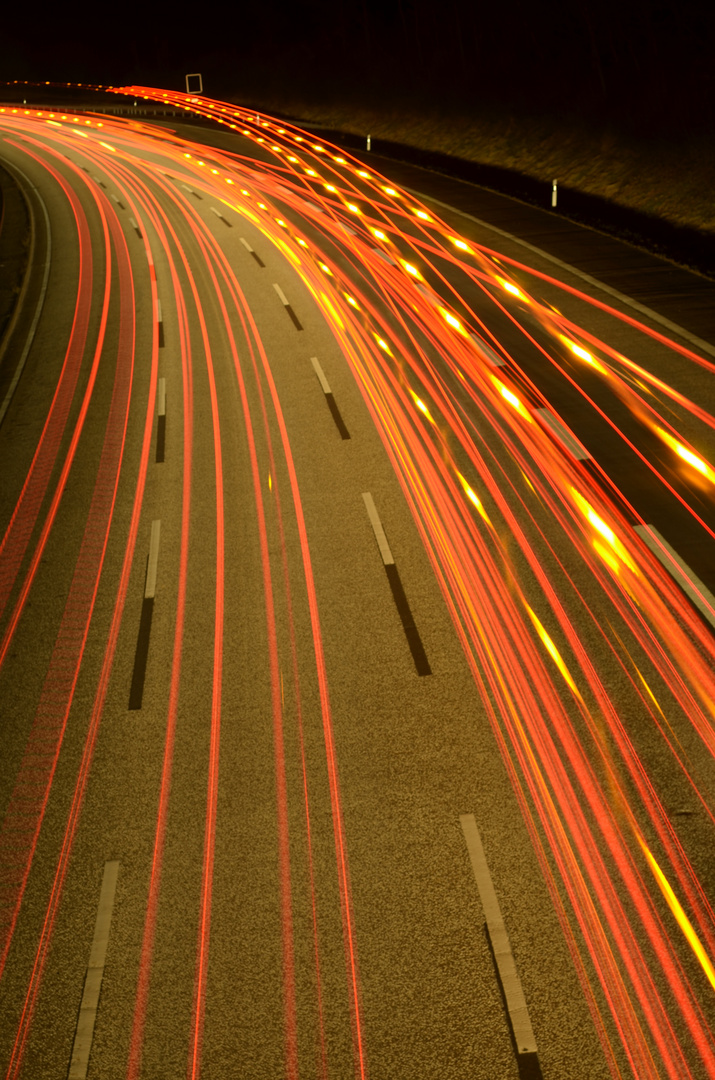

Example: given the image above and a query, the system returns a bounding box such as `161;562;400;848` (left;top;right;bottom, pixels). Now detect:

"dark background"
1;1;713;140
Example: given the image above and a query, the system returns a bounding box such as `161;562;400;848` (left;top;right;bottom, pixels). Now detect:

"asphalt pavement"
0;106;714;1080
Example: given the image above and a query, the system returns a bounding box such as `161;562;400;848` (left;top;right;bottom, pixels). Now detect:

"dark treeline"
1;1;713;137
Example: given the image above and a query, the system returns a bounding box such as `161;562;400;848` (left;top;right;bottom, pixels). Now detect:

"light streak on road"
0;141;98;640
125;187;194;1080
0;103;160;1080
1;85;715;1078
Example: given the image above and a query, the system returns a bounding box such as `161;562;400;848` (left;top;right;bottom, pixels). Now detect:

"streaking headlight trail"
1;84;715;1080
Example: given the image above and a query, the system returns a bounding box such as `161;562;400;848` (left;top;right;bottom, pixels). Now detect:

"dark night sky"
1;2;713;135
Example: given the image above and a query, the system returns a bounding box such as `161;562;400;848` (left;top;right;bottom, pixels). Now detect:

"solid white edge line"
460;814;538;1055
157;377;166;417
362;492;395;566
535;408;591;460
67;860;120;1080
239;236;254;252
273;282;289;306
145;520;161;600
634;524;715;630
310;356;331;395
400;183;715;361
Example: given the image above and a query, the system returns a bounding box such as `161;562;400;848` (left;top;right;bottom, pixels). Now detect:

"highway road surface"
0;88;714;1080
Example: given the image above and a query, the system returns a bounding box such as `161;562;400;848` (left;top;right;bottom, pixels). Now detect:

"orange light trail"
2;85;715;1079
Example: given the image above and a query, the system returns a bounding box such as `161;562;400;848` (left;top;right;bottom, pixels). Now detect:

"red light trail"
0;86;714;1078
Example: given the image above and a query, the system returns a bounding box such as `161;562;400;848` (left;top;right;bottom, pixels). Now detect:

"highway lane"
0;109;536;1080
0;92;714;1079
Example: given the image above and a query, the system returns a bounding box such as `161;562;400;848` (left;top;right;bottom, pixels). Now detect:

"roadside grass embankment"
233;92;715;276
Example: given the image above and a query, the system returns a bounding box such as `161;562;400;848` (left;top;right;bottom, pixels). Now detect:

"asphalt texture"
0;160;30;369
0;113;714;1080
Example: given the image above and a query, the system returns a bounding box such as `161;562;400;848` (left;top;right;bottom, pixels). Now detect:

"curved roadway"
0;90;714;1080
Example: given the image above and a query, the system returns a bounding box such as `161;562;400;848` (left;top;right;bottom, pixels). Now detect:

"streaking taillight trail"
0;84;714;1078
